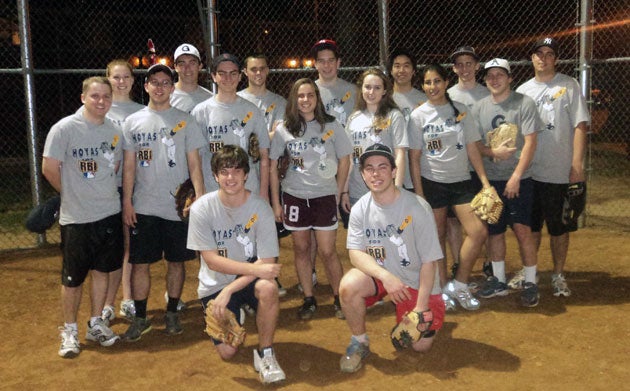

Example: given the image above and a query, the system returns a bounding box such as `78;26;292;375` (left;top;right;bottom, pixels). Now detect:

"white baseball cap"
174;44;201;62
484;58;511;74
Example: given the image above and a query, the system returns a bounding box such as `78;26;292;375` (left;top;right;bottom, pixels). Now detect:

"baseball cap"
310;39;339;58
25;195;60;234
212;53;240;71
145;63;174;81
359;143;396;167
451;46;479;61
484;58;511;74
174;43;201;62
532;37;559;55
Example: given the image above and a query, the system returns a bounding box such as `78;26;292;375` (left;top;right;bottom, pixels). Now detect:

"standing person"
339;144;443;373
312;39;357;128
100;59;145;324
43;76;122;358
341;68;407;212
515;37;589;296
269;78;352;320
171;43;213;113
121;64;205;341
408;64;492;311
187;145;285;384
191;53;271;199
473;59;542;307
446;46;493;281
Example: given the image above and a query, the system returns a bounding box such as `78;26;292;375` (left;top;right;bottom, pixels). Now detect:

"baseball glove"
277;148;290;180
470;186;504;224
562;181;586;231
390;309;433;350
248;133;261;163
174;178;195;221
204;300;246;348
486;123;518;162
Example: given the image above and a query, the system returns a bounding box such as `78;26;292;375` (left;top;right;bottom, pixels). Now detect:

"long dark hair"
422;63;461;121
284;78;335;137
353;68;400;133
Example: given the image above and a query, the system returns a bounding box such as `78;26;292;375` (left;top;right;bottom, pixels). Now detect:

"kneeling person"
339;144;444;373
187;145;285;384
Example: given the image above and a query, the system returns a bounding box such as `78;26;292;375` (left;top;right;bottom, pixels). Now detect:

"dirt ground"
1;227;629;390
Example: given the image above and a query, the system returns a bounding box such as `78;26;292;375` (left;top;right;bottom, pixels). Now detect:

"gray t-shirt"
269;119;352;199
448;83;490;109
346;109;408;199
123;106;206;221
408;101;480;183
237;89;287;133
347;189;443;292
191;96;270;194
43;112;122;225
516;73;590;184
171;86;213;113
316;78;357;127
187;191;279;298
472;91;542;180
393;89;427;189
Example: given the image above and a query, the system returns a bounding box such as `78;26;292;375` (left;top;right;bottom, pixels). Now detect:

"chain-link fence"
1;0;627;251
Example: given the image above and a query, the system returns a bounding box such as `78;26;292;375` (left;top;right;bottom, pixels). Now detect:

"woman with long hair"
408;64;492;311
269;78;352;320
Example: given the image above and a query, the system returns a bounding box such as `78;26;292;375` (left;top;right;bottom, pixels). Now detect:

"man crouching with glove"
338;144;444;373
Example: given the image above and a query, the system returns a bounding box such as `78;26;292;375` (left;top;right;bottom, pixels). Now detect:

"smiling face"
422;70;449;105
81;81;112;121
532;46;557;76
174;54;202;85
244;57;269;89
360;154;396;195
107;64;134;100
484;68;512;99
214;166;248;196
296;82;317;121
314;49;340;83
362;74;386;110
452;54;480;84
212;61;241;95
144;71;175;109
391;54;415;87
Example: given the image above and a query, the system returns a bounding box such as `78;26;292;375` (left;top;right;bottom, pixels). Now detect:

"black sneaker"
298;297;317;320
521;282;540;307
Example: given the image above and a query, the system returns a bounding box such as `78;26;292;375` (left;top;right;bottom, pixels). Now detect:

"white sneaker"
86;318;120;347
552;274;571;297
119;299;136;320
58;326;80;358
101;305;115;326
164;292;186;311
253;348;286;384
443;280;480;311
508;268;540;290
442;293;456;312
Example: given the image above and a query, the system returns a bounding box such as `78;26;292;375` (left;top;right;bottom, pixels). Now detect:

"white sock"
352;334;369;345
491;261;506;283
524;265;538;284
454;279;468;291
64;322;78;332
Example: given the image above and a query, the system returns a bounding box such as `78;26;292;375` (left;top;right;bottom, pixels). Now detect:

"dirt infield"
1;227;629;390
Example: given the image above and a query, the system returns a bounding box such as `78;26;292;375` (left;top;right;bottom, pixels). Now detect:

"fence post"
377;0;389;72
578;0;593;227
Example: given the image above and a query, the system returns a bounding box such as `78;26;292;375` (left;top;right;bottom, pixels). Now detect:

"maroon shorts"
365;278;445;331
281;192;338;231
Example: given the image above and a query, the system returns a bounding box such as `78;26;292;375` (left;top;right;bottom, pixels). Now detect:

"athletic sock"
453;279;468;291
65;322;78;332
352;334;369;345
167;297;180;313
524;265;538;284
491;261;506;283
135;299;148;319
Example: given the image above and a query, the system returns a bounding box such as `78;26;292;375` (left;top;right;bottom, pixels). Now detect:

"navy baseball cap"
212;53;240;72
359;144;396;167
145;64;174;82
25;195;60;234
532;37;559;55
310;39;339;58
451;46;479;61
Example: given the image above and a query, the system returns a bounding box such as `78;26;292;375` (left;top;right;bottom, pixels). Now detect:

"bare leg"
513;223;537;268
90;270;109;318
61;285;83;324
339;268;375;335
131;263;151;301
292;230;314;296
550;233;569;274
453;204;487;284
166;261;185;300
315;229;343;295
432;207;448;286
255;279;279;348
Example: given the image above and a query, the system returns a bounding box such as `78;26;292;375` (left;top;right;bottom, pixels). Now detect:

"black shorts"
531;180;574;236
281;192;338;231
60;213;123;287
129;214;196;264
200;280;259;345
488;178;534;235
421;177;476;209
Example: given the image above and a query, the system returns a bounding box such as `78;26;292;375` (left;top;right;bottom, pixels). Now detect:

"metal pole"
377;0;389;72
208;0;219;94
578;0;593;227
17;0;45;246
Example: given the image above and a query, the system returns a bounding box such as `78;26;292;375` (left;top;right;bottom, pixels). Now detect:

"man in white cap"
171;43;213;113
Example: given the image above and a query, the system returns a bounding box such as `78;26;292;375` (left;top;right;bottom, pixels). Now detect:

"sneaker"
443;280;480;311
442;293;456;312
298;271;318;293
119;299;136;320
298;297;317;320
164;311;183;335
482;261;494;277
58;326;80;358
339;338;370;373
276;278;287;298
123;317;152;342
333;297;345;320
242;304;256;317
253;348;286;384
478;276;509;298
552;274;571;297
86;318;120;347
521;282;540;307
508;268;540;290
164;292;186;312
101;305;115;326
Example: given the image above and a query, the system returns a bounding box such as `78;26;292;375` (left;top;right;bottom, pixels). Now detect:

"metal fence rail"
0;0;627;251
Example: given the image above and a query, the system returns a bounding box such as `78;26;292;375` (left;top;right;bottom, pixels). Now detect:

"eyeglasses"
147;80;173;87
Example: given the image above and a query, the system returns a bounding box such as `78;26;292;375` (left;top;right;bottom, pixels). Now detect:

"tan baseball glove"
174;178;195;221
390;309;433;350
470;186;504;224
248;133;261;163
204;300;246;348
486;123;518;162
